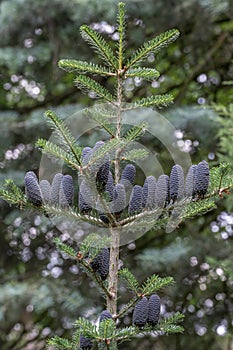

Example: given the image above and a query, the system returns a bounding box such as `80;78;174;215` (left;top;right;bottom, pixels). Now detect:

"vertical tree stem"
115;73;123;183
105;70;124;350
107;72;123;319
107;227;120;315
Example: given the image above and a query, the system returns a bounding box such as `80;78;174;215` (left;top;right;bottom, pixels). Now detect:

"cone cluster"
24;141;209;221
24;171;74;207
133;294;161;328
78;141;210;220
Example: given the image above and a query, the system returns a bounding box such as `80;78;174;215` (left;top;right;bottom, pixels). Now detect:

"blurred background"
0;0;233;349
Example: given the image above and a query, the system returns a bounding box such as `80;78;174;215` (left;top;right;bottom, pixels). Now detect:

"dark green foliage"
132;296;148;328
36;138;79;171
99;310;112;323
120;164;136;190
147;294;161;326
194;160;210;197
44;110;82;166
80;24;118;69
142;175;157;209
169;164;184;203
119;268;139;293
53;238;78;259
128;185;143;215
141;275;174;295
59;59;112;76
155;174;169;207
126;94;174;109
185;165;197;197
80;334;93;350
126;28;180;68
47;336;73;349
24;171;43;206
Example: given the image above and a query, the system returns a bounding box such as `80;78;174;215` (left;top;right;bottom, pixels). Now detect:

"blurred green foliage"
0;0;233;349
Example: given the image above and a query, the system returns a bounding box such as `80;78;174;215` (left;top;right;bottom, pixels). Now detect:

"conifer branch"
209;162;231;193
126;68;160;81
42;204;107;227
71;236;112;298
115;168;233;228
71;330;81;349
58;59;116;76
180;199;216;220
79;234;110;257
122;148;149;162
74;75;116;103
36;138;80;171
98;319;116;339
44;110;82;166
55;312;184;348
141;275;174;295
0;179;27;207
53;238;78;259
123;122;148;142
115;313;184;339
126;29;180;69
84;108;116;137
74;317;99;338
112;325;137;341
155;312;184;335
119;268;139;293
80;25;118;69
117;273;174;319
123;94;174;110
118;212;168;232
77;257;111;299
47;336;73;349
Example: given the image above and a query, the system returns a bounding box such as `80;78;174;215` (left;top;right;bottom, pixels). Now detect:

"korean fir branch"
53;237;112;299
21;2;183;349
36;110;82;170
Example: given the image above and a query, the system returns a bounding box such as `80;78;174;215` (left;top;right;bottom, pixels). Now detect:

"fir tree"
0;2;233;350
